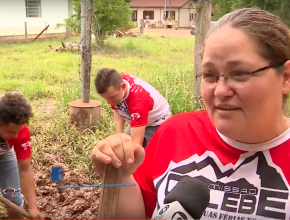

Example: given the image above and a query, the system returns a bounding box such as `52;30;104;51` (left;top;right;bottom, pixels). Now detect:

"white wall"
179;0;196;27
179;8;190;27
0;0;69;36
0;0;26;28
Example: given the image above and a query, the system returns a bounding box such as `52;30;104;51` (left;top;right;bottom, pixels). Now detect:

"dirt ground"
0;28;192;43
0;153;101;219
142;28;193;38
32;154;101;219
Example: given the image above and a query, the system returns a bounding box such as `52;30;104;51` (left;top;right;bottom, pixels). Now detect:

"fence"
0;22;74;42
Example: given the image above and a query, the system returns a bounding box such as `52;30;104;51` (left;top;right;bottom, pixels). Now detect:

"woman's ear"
282;60;290;95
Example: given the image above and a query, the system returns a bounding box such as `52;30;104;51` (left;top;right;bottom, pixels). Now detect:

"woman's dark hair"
206;8;290;66
0;92;33;125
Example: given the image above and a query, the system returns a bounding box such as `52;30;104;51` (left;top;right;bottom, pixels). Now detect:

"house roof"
130;0;190;8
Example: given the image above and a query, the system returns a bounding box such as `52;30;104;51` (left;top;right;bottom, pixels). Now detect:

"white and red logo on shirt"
21;141;31;150
112;74;170;127
131;113;140;121
0;124;32;160
154;150;290;220
133;111;290;220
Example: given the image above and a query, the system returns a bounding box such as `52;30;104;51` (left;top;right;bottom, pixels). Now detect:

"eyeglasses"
195;63;284;87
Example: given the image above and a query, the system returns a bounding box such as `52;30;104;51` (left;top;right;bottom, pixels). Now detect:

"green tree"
279;0;290;27
213;0;290;27
212;0;234;20
59;0;133;47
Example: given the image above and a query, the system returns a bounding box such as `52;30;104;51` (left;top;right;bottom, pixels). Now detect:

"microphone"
152;176;210;220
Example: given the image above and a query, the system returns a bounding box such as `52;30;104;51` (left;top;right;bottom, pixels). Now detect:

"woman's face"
201;26;290;143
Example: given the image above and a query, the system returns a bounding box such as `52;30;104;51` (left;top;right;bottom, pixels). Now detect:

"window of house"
165;11;176;20
190;13;194;21
143;11;154;20
131;10;137;22
25;0;41;17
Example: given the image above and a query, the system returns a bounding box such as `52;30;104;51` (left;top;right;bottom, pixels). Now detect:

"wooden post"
68;0;102;131
97;165;122;219
45;22;47;38
164;0;166;28
169;0;171;19
32;25;49;42
24;22;27;41
193;0;212;97
140;19;144;34
66;26;70;40
81;0;89;103
86;0;93;80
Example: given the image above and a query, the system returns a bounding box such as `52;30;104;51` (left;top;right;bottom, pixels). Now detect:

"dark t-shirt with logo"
0;124;32;160
133;110;290;220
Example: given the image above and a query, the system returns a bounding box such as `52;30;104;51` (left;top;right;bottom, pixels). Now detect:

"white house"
130;0;198;28
0;0;73;36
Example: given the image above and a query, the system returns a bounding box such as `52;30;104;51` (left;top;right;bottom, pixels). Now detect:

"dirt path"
143;28;193;38
129;27;193;38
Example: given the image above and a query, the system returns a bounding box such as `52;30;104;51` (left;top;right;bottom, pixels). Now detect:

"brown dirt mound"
34;170;100;219
0;153;101;219
32;153;101;219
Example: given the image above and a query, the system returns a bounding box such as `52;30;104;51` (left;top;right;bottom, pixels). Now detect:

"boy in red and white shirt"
94;68;170;147
0;92;42;219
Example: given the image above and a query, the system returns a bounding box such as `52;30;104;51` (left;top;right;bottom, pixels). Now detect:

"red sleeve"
8;124;32;160
133;127;160;218
128;87;154;127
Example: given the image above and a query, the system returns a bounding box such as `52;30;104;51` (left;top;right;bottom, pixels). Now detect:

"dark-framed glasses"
195;63;284;86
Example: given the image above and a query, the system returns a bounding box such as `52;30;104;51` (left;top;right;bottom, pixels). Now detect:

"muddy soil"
0;153;101;219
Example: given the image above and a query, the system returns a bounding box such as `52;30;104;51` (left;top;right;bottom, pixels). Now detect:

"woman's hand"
91;133;145;177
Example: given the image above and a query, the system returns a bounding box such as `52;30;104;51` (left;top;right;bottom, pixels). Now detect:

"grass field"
0;34;196;174
2;33;290;218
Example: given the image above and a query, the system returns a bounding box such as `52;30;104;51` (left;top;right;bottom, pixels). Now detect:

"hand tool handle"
0;194;31;219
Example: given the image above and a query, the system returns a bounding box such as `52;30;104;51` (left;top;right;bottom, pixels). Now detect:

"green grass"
0;34;197;173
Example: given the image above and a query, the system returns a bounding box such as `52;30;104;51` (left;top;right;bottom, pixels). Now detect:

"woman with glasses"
91;8;290;220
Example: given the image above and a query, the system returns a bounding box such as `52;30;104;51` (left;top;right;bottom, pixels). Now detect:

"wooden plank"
97;164;123;219
24;22;27;41
32;25;49;42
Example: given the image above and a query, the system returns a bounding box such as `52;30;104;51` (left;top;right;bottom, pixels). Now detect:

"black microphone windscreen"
163;176;210;219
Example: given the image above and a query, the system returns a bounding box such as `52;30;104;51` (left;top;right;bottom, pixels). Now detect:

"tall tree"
212;0;234;20
279;0;290;27
58;0;133;47
213;0;290;27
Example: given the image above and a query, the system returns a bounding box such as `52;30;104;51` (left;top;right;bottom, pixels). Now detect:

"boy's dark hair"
94;68;123;94
0;92;33;125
